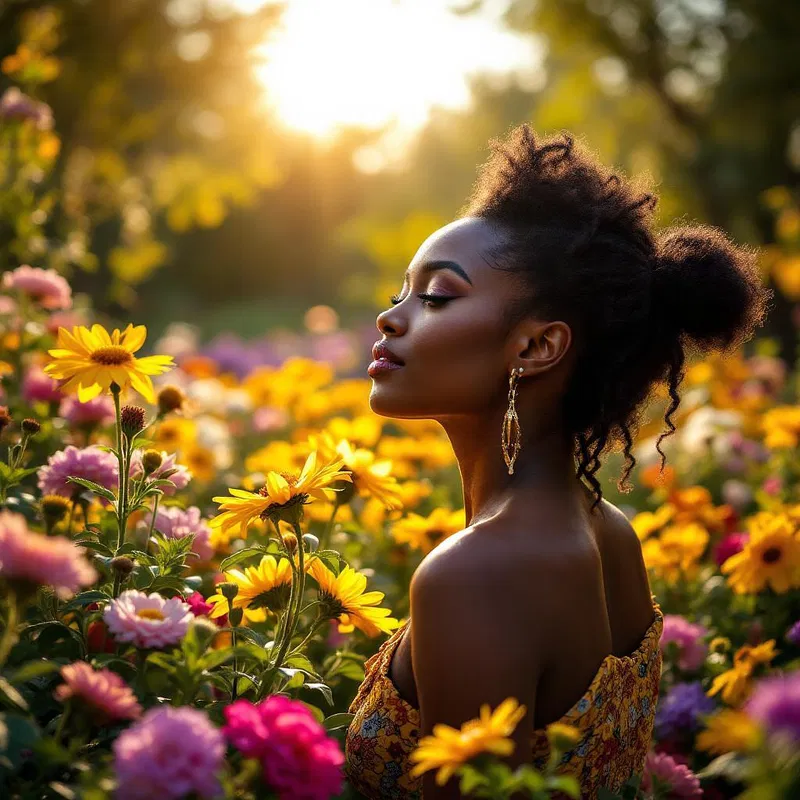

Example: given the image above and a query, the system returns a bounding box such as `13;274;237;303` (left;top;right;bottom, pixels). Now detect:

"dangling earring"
502;367;523;475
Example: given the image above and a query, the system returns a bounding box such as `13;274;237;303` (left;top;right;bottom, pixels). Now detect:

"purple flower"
656;681;715;739
660;615;709;672
786;620;800;646
0;88;53;130
38;445;118;498
59;395;116;427
113;706;224;800
145;506;212;561
129;450;190;496
746;672;800;744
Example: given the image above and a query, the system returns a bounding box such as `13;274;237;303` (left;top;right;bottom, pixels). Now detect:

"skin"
369;216;656;799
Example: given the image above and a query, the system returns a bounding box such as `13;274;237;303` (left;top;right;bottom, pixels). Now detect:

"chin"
368;383;424;419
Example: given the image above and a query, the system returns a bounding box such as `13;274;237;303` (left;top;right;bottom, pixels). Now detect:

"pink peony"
144;505;212;561
714;531;749;567
642;751;703;798
660;615;708;672
2;265;71;310
38;445;119;498
129;450;191;496
59;395;116;427
0;510;97;598
113;705;224;800
22;365;62;404
54;661;141;722
104;590;192;649
223;696;344;800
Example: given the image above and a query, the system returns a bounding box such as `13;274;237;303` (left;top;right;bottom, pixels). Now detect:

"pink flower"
0;510;97;598
185;591;227;626
22;365;62;404
59;395;116;427
660;615;708;672
54;661;141;722
762;475;783;496
113;706;224;800
129;450;191;496
144;505;212;561
104;590;192;649
223;696;343;800
642;751;703;798
714;531;749;567
2;265;71;310
38;445;119;498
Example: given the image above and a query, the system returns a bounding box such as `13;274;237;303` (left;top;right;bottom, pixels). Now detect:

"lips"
371;341;405;366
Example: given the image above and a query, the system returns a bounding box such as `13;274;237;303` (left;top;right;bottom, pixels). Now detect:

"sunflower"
308;558;399;637
409;698;527;786
696;710;762;755
708;640;778;706
207;555;293;623
391;507;466;554
45;324;174;403
721;512;800;594
210;451;351;544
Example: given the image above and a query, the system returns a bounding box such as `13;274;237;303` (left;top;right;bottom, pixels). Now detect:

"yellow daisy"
210;451;352;544
409;698;527;786
709;640;778;706
696;710;762;755
307;558;399;637
207;555;293;623
45;324;174;403
721;513;800;594
391;507;466;554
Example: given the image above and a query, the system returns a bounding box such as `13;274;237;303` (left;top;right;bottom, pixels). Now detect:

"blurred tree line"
1;0;798;349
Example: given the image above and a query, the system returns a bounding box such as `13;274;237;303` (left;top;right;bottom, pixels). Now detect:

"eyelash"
390;293;454;308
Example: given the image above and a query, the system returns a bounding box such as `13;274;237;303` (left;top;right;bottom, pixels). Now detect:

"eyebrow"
403;260;473;286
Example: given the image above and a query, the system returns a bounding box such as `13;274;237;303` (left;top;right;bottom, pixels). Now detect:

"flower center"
91;346;133;366
136;608;165;621
761;546;782;564
427;529;445;543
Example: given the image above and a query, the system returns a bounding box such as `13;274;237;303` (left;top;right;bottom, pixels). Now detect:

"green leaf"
303;681;334;706
0;712;40;770
6;661;62;685
61;590;111;611
67;476;117;504
330;657;365;682
696;752;748;782
323;712;354;731
546;774;581;798
198;650;234;671
219;547;270;572
73;539;114;557
235;627;271;648
285;671;305;690
0;678;29;711
459;765;489;795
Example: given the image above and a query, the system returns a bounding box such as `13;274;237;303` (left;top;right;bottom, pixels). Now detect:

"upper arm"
409;553;547;799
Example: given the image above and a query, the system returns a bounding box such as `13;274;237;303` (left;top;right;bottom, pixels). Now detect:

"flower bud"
141;449;163;475
219;582;239;604
0;406;10;434
157;384;186;415
281;531;298;554
41;494;70;525
302;533;319;553
21;417;41;435
229;607;244;627
120;405;146;438
709;636;731;655
333;477;357;506
188;617;219;652
110;556;135;578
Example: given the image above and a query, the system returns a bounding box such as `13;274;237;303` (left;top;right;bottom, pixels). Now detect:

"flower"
641;523;709;582
113;706;224;800
391;507;466;554
104;590;192;649
721;512;800;594
22;365;62;404
696;709;761;754
709;640;778;706
210;450;352;544
0;87;53;129
129;449;191;496
409;697;526;786
746;672;800;744
655;682;716;738
207;555;293;623
641;751;702;798
223;696;344;800
44;323;174;403
2;265;71;309
59;395;116;427
37;445;118;498
145;505;212;560
0;510;97;598
333;438;403;510
787;619;800;646
185;591;227;626
54;661;141;722
660;615;709;671
309;559;399;636
714;531;749;567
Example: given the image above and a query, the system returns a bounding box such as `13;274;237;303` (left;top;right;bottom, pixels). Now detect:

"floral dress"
345;601;664;799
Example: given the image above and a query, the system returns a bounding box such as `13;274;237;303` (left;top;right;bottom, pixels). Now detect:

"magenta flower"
642;751;702;798
144;505;212;561
113;706;224;800
714;531;749;567
185;591;228;627
0;510;97;598
660;615;708;672
0;88;53;130
22;365;62;404
104;590;192;649
2;265;70;309
746;672;800;744
223;696;343;800
59;395;116;427
54;661;141;722
787;620;800;646
38;445;119;498
129;450;191;496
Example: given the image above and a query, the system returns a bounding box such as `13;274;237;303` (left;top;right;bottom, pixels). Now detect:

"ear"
514;320;572;376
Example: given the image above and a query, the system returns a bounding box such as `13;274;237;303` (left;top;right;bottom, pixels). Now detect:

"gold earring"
502;367;523;475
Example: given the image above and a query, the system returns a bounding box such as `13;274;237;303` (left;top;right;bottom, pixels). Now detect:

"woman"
345;125;768;799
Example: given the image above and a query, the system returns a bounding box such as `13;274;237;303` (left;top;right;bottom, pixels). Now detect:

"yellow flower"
546;722;581;751
210;451;352;545
762;406;800;449
709;640;778;706
391;507;466;554
409;698;527;786
631;505;675;540
696;710;762;754
641;523;709;582
245;440;304;476
182;444;216;483
154;417;196;452
45;324;174;403
207;555;293;623
721;513;800;594
307;559;399;637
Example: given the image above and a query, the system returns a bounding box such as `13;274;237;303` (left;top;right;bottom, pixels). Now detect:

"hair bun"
651;224;769;350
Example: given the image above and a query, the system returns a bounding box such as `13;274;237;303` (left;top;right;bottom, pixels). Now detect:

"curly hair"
459;124;770;506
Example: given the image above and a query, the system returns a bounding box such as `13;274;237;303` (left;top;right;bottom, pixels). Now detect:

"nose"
376;305;407;336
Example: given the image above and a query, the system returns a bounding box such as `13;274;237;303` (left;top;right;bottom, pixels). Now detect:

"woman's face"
369;216;527;420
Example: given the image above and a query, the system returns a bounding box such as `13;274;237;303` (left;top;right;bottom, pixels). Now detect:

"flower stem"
231;626;238;701
0;588;19;668
145;492;160;556
111;385;131;597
